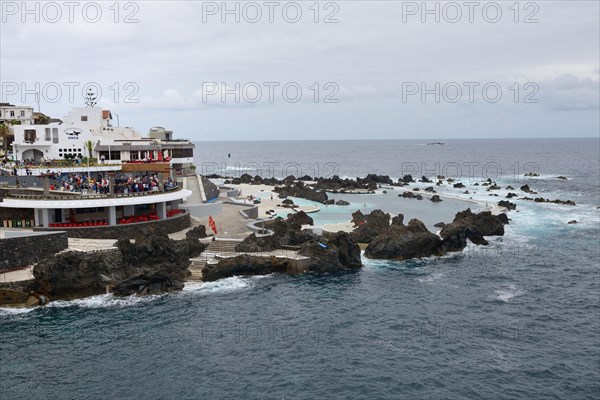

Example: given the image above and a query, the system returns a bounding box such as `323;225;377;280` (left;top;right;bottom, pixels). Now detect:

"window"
81;116;88;122
10;111;15;117
52;128;59;143
99;151;121;160
45;128;51;141
129;151;140;160
24;129;36;143
171;148;193;158
0;111;2;117
20;110;25;117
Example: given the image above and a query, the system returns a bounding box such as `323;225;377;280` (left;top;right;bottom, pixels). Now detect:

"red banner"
208;216;217;235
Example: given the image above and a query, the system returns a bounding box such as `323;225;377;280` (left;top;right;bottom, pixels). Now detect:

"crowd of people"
45;173;179;194
114;174;177;194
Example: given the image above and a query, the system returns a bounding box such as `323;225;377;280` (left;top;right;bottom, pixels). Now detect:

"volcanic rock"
401;175;415;183
33;232;206;299
451;209;504;236
203;255;289;282
186;225;207;240
235;233;280;252
497;200;517;211
288;210;314;226
112;274;184;296
520;184;535;194
497;213;509;225
364;219;443;260
350;209;391;243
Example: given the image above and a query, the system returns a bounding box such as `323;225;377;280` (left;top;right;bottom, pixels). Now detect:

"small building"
11;107;195;172
0;103;34;126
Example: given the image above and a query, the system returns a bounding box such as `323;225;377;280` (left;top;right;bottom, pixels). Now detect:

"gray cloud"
0;0;598;140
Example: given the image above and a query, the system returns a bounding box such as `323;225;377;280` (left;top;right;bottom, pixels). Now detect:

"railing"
175;168;197;176
42;209;186;229
3;186;182;200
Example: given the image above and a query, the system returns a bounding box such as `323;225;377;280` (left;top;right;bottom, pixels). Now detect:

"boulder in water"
364;219;443;260
350;209;391;243
33;232;206;300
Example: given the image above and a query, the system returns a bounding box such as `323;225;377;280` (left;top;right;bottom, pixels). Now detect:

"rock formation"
33;232;206;299
364;208;506;261
350;209;391;243
365;219;443;260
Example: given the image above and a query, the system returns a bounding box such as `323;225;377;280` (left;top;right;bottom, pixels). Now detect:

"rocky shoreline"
2;172;580;308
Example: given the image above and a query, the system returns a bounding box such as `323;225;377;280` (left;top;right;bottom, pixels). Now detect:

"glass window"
52;128;59;143
45;128;51;141
99;151;121;160
81;116;88;122
10;111;15;117
24;129;36;142
171;148;193;158
20;110;25;117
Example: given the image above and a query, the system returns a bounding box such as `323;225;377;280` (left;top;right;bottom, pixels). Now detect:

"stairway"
205;239;242;253
188;255;211;281
187;239;241;281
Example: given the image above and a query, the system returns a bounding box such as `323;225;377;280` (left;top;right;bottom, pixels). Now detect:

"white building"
0;103;34;125
11;107;195;171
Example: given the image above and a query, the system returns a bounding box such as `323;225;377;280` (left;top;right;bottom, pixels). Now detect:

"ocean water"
1;138;599;399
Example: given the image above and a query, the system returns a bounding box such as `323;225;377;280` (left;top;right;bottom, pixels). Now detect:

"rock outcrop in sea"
206;230;362;281
32;232;207;299
274;181;329;204
350;209;392;243
362;208;507;261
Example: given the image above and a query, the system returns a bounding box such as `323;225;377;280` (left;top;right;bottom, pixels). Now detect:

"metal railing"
3;186;182;200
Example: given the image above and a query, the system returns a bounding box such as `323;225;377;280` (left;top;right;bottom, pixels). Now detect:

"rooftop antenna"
36;91;41;114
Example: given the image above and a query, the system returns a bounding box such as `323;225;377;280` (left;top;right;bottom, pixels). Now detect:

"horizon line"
189;136;600;142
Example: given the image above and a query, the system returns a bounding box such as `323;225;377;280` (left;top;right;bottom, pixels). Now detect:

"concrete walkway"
0;266;33;283
68;238;118;252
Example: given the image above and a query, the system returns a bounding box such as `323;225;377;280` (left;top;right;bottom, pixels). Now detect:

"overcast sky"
1;0;598;140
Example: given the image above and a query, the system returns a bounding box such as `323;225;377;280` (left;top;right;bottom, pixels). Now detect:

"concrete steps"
205;239;241;253
188;269;204;281
188;257;207;281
